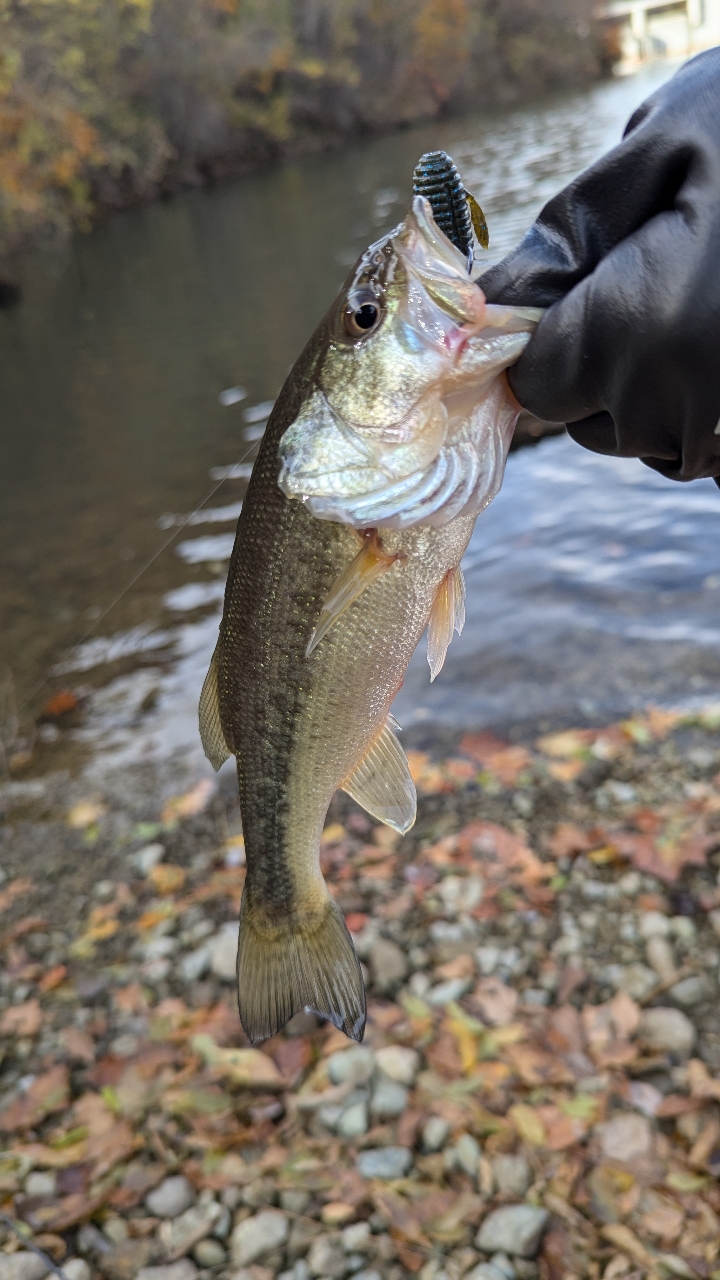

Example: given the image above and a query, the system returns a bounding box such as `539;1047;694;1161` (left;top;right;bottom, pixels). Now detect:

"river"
3;57;719;779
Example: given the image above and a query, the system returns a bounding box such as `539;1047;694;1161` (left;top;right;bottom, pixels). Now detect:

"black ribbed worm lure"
412;150;489;272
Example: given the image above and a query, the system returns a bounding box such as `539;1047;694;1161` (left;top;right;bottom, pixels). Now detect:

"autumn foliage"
0;0;601;253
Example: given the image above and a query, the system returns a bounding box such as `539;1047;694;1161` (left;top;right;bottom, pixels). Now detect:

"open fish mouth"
276;196;541;530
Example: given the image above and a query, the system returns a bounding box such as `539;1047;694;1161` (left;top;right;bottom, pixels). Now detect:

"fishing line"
18;438;258;715
0;1210;70;1280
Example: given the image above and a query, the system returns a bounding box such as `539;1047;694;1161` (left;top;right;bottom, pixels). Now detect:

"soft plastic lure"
412;149;489;270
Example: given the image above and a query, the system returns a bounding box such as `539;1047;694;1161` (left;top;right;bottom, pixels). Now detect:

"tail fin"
237;896;366;1043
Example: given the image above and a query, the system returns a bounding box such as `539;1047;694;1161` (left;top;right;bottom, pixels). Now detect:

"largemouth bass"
200;195;539;1044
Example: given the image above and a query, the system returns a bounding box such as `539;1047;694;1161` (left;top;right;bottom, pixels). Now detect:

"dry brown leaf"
508;1102;546;1145
505;1043;575;1086
161;777;215;823
60;1026;95;1063
600;1223;654;1266
372;1188;428;1246
0;877;33;915
687;1058;720;1101
0;998;42;1037
639;1204;684;1242
148;863;186;894
0;1064;70;1132
67;799;106;829
192;1034;284;1088
473;976;519;1027
38;964;67;992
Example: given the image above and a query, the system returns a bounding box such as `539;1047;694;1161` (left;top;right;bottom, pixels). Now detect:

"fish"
199;190;540;1045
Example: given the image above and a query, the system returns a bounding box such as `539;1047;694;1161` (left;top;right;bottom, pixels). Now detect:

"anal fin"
341;717;416;833
307;530;400;656
199;645;232;771
427;566;465;681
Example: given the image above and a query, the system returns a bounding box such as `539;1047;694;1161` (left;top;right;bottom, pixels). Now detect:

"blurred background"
1;0;720;786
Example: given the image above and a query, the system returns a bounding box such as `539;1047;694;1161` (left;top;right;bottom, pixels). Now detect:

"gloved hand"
478;48;720;483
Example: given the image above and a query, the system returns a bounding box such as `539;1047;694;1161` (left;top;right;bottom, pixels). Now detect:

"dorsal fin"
341;717;416;833
199;646;232;771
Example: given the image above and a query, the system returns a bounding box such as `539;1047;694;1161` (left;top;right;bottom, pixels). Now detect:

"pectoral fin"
427;566;465;681
341;718;416;833
199;646;232;770
307;531;399;656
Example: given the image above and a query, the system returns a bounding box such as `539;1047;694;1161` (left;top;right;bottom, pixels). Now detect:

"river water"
3;57;720;776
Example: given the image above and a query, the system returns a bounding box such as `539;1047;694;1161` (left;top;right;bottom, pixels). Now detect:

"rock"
639;1006;696;1056
77;1224;113;1256
373;1045;419;1084
370;1076;408;1119
608;963;657;1000
645;936;676;982
368;937;408;993
146;1175;196;1219
488;1257;516;1279
209;922;239;981
477;946;501;975
192;1239;226;1267
159;1198;222;1259
598;1112;652;1162
178;945;211;983
639;911;670;938
131;843;165;875
454;1133;481;1177
0;1256;49;1280
476;1205;549;1258
98;1240;156;1278
242;1178;276;1208
342;1222;371;1253
307;1234;346;1278
136;1265;197;1280
491;1153;531;1197
352;1272;382;1280
422;1115;450;1152
356;1147;412;1179
337;1098;369;1138
287;1218;323;1263
465;1267;507;1280
280;1189;311;1214
428;977;473;1006
231;1210;289;1266
24;1170;57;1196
63;1264;91;1280
327;1046;375;1086
670;975;712;1006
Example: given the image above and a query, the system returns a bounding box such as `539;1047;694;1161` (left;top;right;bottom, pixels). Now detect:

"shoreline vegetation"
0;0;604;261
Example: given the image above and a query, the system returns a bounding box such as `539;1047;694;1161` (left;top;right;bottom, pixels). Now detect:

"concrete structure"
597;0;720;71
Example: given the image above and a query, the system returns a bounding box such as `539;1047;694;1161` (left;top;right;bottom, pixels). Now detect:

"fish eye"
343;291;383;339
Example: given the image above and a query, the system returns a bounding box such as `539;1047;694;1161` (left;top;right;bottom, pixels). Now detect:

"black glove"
478;48;720;483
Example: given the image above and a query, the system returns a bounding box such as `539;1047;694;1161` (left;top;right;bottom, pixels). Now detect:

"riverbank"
2;705;720;1278
0;0;604;261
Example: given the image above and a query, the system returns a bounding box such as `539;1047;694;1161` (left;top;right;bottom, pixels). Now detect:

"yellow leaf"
148;863;186;895
191;1034;284;1089
508;1103;546;1145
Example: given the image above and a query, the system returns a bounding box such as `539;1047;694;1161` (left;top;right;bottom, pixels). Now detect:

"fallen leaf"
0;998;42;1037
473;976;518;1027
0;878;33;915
508;1102;546;1145
38;965;68;992
191;1034;284;1088
161;778;216;824
148;863;186;895
600;1223;654;1266
640;1204;684;1241
537;729;593;758
0;1065;70;1132
61;1027;96;1064
40;690;79;719
505;1043;575;1086
67;799;106;829
688;1058;720;1101
373;1188;428;1245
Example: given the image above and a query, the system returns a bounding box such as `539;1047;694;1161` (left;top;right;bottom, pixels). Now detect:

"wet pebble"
208;921;239;981
192;1237;226;1267
62;1264;91;1280
670;975;712;1006
422;1115;450;1152
337;1098;369;1138
178;944;211;983
136;1265;197;1280
131;843;165;875
307;1234;346;1277
0;1256;50;1280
